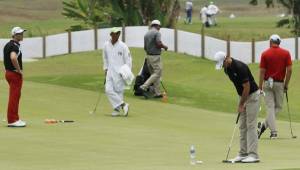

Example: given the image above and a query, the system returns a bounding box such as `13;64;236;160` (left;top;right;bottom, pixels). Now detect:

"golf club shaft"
285;91;295;138
160;81;167;93
91;79;106;114
225;112;241;161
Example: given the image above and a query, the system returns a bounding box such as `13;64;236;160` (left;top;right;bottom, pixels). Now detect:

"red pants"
5;71;23;123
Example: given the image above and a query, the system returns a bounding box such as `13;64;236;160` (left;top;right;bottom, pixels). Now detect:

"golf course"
1;0;300;169
0;49;299;170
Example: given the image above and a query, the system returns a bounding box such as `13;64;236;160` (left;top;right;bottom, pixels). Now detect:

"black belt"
264;79;284;82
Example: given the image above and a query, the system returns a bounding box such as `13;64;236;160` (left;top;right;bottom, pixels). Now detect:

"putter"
89;79;106;114
285;91;297;139
222;112;241;163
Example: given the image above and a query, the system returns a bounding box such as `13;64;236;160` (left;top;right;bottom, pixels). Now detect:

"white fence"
0;26;299;63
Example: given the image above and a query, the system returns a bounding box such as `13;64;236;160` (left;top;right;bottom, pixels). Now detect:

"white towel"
118;64;135;86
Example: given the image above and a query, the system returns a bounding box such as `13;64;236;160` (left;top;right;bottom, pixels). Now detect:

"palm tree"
62;0;112;29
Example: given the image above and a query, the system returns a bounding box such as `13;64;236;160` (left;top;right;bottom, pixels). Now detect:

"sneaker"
241;156;260;163
257;122;266;139
111;110;120;117
139;87;150;99
8;120;26;127
229;155;247;163
122;103;129;117
270;133;278;139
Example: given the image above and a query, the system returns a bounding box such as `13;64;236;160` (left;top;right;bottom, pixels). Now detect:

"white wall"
0;27;299;63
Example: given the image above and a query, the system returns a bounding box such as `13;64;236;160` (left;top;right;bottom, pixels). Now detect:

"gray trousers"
239;90;260;158
263;82;284;134
141;55;162;96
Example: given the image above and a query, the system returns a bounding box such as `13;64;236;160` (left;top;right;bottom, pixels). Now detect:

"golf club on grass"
285;91;297;139
222;112;241;163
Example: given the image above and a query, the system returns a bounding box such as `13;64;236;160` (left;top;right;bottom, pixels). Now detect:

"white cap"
110;27;121;33
11;27;26;36
151;20;161;26
270;34;281;43
214;51;226;70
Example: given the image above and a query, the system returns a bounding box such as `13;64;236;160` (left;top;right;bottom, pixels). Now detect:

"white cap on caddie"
214;51;226;70
270;34;281;42
11;27;26;36
151;20;161;26
110;27;121;34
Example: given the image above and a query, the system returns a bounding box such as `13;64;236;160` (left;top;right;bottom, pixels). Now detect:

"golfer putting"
102;27;133;117
215;51;260;163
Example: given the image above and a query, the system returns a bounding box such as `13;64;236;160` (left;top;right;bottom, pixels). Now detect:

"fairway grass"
0;81;299;170
0;49;299;169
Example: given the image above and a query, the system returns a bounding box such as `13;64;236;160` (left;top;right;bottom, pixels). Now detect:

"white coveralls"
103;40;132;109
207;4;219;26
200;6;208;24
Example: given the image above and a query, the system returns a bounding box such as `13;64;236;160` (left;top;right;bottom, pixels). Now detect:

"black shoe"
139;87;150;99
270;133;278;139
257;122;266;139
153;94;163;98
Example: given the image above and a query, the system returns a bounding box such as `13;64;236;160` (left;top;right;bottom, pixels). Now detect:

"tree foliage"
249;0;300;35
62;0;181;29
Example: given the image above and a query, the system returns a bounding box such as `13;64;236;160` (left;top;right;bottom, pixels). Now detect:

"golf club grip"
59;120;74;123
285;91;289;103
235;112;241;124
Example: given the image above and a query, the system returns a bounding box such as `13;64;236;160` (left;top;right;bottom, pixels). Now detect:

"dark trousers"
186;9;192;23
5;71;23;123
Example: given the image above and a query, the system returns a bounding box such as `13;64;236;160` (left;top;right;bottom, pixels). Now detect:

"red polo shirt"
260;46;292;81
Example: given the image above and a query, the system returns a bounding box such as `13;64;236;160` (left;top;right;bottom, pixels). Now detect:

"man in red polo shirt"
3;27;26;127
257;34;292;139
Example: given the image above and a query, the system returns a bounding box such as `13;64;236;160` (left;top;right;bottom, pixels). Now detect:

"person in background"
185;0;193;24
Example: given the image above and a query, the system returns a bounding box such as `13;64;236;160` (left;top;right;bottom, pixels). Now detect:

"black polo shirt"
225;58;258;96
3;40;23;71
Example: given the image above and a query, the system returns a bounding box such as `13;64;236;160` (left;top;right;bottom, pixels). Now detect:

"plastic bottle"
190;145;196;165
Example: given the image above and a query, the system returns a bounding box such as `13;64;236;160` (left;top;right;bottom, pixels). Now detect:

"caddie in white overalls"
103;27;134;117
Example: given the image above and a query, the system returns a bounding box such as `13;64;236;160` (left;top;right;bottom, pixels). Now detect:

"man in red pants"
3;27;26;127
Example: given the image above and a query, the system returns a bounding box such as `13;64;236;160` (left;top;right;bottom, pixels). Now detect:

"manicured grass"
177;17;294;41
0;82;299;170
13;48;299;123
0;49;299;170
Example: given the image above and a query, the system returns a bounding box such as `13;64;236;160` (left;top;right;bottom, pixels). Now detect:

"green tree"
62;0;181;29
62;0;112;29
249;0;300;35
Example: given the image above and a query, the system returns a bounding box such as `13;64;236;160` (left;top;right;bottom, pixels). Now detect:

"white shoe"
8;120;26;127
229;155;247;163
111;110;120;117
241;156;260;163
122;103;129;117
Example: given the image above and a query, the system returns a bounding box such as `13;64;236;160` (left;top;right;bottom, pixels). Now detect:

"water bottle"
190;145;196;165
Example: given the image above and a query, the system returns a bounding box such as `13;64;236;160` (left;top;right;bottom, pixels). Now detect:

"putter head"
222;160;235;163
292;136;297;139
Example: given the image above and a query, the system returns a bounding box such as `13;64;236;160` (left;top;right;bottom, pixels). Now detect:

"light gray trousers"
239;90;260;158
263;82;284;134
